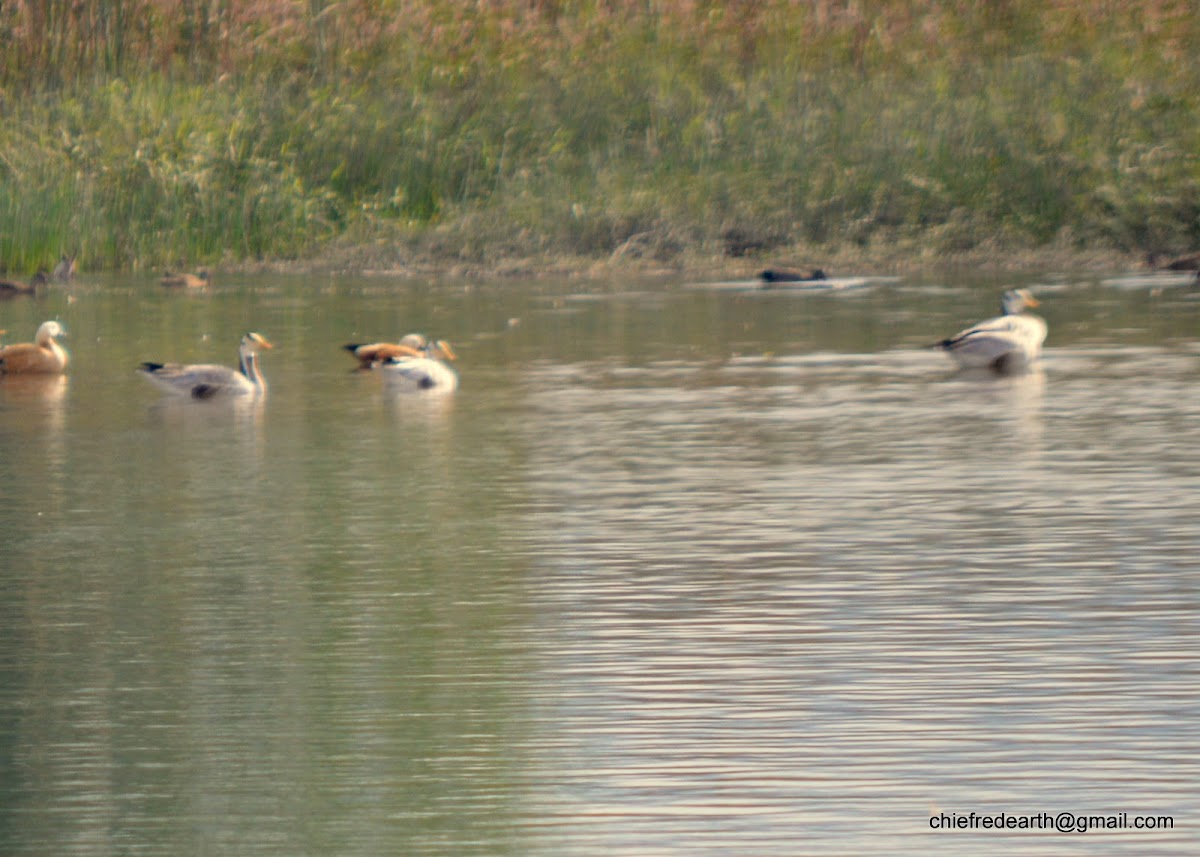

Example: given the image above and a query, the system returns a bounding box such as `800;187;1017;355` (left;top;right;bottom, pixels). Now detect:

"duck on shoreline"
758;268;828;285
160;270;210;288
1147;251;1200;272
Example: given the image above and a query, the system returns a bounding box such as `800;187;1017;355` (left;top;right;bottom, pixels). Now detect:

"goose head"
239;332;273;355
1001;289;1039;315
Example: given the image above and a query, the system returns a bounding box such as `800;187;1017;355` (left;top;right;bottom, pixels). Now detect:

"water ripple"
519;349;1200;855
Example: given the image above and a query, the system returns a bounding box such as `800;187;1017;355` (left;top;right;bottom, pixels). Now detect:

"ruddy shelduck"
0;320;69;374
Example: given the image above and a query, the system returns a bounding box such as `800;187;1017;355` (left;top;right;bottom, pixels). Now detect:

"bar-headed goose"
382;339;458;392
139;332;272;399
938;289;1047;375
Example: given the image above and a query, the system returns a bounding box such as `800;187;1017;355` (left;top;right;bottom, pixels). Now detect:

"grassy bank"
0;1;1197;275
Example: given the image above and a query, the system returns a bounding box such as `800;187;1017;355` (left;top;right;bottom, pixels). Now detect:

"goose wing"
941;315;1022;355
383;357;458;392
940;314;1047;370
139;362;253;398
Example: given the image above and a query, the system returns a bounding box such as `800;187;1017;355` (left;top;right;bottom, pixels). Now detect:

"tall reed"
0;1;1196;271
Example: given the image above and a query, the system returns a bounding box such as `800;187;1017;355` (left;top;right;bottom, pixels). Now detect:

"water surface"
1;269;1197;855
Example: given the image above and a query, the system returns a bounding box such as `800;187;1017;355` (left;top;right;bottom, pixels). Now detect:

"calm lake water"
0;268;1197;855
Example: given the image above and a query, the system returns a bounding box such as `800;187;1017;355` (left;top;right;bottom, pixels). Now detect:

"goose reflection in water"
946;366;1046;454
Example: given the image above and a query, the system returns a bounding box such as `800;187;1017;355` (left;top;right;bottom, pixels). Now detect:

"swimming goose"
139;332;272;399
160;270;210;288
381;339;458;392
343;333;428;370
0;270;49;298
938;289;1047;375
0;320;69;374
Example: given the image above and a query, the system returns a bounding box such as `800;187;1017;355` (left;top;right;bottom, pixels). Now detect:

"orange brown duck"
0;321;69;374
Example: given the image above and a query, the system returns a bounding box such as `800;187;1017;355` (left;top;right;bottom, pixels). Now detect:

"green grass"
0;1;1197;273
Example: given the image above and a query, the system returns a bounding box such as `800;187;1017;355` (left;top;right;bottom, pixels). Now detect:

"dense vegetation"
0;1;1196;273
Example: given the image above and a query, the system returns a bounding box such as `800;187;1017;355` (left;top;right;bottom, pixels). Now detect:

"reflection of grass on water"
0;1;1196;273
